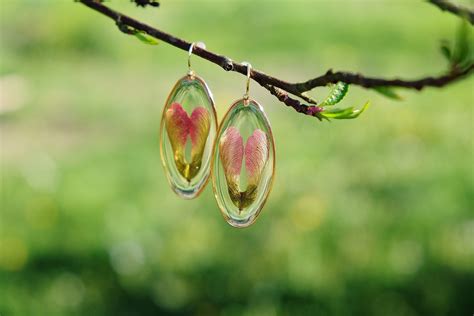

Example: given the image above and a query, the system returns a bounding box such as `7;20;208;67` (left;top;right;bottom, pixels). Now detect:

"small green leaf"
320;82;349;106
373;86;402;100
322;107;354;118
440;40;452;61
134;31;159;45
452;18;472;67
321;101;370;120
345;101;370;119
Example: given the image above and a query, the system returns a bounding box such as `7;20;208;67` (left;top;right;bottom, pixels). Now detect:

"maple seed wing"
219;126;244;178
190;106;211;160
165;102;191;154
187;106;211;179
164;102;192;179
245;129;268;186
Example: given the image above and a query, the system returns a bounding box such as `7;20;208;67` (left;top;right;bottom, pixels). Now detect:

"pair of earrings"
159;43;275;228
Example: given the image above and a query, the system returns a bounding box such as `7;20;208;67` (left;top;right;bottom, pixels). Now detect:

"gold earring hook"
188;42;195;75
242;62;252;101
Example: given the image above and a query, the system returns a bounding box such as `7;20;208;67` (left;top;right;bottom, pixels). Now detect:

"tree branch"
294;65;474;92
428;0;474;24
78;0;473;118
262;84;324;119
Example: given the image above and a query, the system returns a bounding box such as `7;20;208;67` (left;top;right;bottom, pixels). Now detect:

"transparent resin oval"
159;74;217;199
212;98;275;228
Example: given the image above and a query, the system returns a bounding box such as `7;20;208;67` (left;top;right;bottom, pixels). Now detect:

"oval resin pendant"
212;98;275;227
160;73;217;199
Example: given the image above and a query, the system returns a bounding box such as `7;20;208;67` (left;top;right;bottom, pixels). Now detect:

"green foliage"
373;86;402;100
115;20;159;45
320;82;349;106
318;82;369;120
134;31;159;45
440;17;473;69
452;18;473;69
321;101;370;119
440;39;452;61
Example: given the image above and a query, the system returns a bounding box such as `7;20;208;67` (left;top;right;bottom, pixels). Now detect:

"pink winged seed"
219;127;244;176
245;129;269;183
165;103;211;156
165;103;192;150
189;106;211;149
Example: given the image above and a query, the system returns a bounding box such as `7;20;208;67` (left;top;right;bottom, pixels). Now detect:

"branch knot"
222;58;234;71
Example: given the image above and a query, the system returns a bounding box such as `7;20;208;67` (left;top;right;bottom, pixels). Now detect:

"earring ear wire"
241;62;252;101
188;42;206;76
188;42;195;75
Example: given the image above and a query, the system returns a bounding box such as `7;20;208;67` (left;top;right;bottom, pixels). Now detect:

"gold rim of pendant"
159;72;218;199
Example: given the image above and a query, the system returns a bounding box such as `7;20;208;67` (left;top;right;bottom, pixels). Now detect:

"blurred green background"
1;1;473;315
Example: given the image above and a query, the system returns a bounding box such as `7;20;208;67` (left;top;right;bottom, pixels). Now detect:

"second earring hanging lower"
212;63;276;228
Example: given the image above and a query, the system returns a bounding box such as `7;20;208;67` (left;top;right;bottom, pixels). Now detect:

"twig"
294;66;474;92
262;84;324;119
78;0;473;118
428;0;474;24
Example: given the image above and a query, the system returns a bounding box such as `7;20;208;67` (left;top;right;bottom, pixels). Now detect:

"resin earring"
159;42;218;199
212;63;275;228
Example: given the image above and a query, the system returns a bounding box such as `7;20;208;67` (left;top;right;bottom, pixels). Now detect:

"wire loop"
242;62;252;100
188;42;195;73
